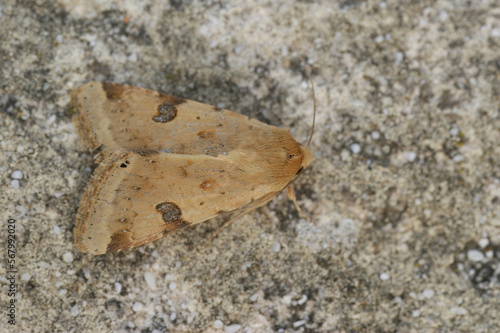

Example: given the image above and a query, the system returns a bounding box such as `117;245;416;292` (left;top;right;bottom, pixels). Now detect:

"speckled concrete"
1;0;499;332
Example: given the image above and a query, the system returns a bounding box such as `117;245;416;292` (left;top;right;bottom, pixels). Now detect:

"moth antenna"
299;57;316;147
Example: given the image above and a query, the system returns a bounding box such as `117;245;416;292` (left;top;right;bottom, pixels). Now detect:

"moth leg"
287;185;314;223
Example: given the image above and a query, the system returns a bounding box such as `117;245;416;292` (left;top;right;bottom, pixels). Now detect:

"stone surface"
1;0;499;332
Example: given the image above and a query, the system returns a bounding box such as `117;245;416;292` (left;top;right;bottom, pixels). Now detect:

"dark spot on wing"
102;83;125;100
153;103;178;123
200;179;216;190
106;229;133;253
155;202;190;232
197;129;215;139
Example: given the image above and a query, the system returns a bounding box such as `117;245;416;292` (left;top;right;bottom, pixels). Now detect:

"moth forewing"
72;82;313;254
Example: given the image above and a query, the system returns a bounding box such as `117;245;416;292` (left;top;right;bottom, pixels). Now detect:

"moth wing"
71;82;273;156
74;151;282;254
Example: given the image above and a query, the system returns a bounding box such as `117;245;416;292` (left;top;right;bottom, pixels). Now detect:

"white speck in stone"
467;249;484;262
350;143;361;154
453;155;464;163
225;324;241;333
371;131;380;140
16;205;27;215
170;312;177;321
380;273;390;281
59;289;67;295
422;289;434;298
385;34;391;41
53;226;61;234
297;294;307;305
63;252;74;263
144;272;157;291
169;282;177;291
216;102;225;109
71;305;79;317
412;310;421;317
271;242;281;252
404;151;417;162
128;52;137;62
450;127;459;136
439;10;448;21
374;35;384;43
11;170;23;179
281;45;288;56
38;261;49;269
54;192;63;198
478;238;489;249
165;274;174;281
293;320;306;328
491;28;500;38
114;282;122;294
485;249;494;258
394;51;403;65
213;320;224;329
379;2;387;9
132;302;143;312
21;273;31;281
250;293;259;302
451;307;467;315
48;114;56;124
11;180;20;189
234;45;244;54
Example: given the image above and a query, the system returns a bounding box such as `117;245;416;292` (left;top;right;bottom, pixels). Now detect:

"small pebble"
225;324;241;333
422;289;434;299
478;238;489;249
271;242;281;252
132;302;143;312
144;272;157;291
71;305;79;317
11;170;23;179
11;180;20;189
213;320;224;329
63;252;74;263
114;282;122;294
467;249;484;262
350;143;361;154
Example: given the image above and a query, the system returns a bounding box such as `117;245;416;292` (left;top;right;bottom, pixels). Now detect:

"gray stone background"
1;0;499;332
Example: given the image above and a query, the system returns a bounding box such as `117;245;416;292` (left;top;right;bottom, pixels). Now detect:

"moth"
72;82;314;254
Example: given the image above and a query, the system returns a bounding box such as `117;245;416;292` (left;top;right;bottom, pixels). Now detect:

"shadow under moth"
72;82;313;254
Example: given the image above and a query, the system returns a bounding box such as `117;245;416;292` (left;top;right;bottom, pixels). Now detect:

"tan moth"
72;81;314;254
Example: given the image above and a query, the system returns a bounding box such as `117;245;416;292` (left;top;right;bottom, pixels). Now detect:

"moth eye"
288;154;294;160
